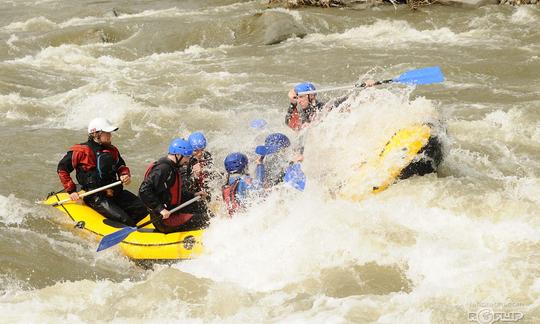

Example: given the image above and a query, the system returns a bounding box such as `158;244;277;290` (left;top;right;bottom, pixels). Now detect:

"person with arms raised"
285;82;324;131
255;132;302;189
57;118;147;226
285;80;377;131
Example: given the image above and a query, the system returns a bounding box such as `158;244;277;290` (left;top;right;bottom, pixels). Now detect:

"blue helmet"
168;138;193;156
255;133;290;155
294;82;316;95
224;152;248;173
188;131;207;150
250;119;267;130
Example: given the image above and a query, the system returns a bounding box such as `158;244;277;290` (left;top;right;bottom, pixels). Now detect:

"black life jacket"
144;158;181;207
144;158;195;227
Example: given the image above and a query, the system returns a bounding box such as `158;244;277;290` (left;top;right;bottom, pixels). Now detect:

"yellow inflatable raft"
340;123;442;201
45;124;441;259
45;193;204;260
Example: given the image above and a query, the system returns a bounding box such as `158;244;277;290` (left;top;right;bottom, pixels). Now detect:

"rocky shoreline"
268;0;539;8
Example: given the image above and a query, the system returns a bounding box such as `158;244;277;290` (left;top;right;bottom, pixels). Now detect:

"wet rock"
236;11;308;45
38;25;131;46
268;0;360;7
499;0;538;4
436;0;498;7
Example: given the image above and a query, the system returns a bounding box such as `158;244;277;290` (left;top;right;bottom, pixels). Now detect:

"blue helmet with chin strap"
168;138;193;156
188;131;207;150
224;152;248;173
294;82;316;95
255;133;290;156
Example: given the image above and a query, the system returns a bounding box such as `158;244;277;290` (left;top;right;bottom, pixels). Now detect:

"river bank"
269;0;539;8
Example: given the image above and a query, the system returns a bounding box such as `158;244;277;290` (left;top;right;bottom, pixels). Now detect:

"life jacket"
287;107;302;131
222;177;241;217
144;158;193;226
287;101;321;131
71;143;120;190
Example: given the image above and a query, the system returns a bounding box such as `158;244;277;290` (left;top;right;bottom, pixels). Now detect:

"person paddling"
222;152;262;216
138;138;208;233
57;118;147;226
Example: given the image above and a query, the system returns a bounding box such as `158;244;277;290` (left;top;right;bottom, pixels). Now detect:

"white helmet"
88;118;118;134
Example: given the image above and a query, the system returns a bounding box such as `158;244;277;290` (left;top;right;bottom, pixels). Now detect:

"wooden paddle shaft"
52;181;122;207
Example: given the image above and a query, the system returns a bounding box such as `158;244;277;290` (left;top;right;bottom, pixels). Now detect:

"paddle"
96;196;202;252
44;181;122;207
297;66;445;96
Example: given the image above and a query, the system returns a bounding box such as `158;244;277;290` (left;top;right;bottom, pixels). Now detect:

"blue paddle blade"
255;145;268;156
393;66;445;85
97;226;137;252
284;163;306;191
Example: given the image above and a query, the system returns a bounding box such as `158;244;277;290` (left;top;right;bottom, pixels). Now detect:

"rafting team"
57;81;374;233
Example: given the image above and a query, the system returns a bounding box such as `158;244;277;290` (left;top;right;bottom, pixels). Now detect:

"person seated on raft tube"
285;80;377;131
57;118;148;227
255;133;300;189
138;138;209;233
222;152;262;216
184;131;214;213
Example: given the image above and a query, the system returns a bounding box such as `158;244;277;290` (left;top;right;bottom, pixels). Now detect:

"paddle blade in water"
393;66;445;85
97;226;137;252
284;163;306;191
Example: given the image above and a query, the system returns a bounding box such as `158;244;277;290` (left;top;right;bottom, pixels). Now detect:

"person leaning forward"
138;138;209;234
57;118;148;227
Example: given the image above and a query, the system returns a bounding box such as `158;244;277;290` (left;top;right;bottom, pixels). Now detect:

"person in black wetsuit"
57;118;147;226
139;138;209;234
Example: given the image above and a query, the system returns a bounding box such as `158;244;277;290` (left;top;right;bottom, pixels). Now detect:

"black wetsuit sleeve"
117;154;127;169
138;164;168;213
285;103;296;125
182;190;195;202
203;151;213;167
57;151;74;173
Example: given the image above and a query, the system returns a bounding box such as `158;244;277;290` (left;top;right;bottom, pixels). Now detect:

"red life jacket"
70;143;122;189
287;100;324;131
222;178;241;217
70;143;119;170
287;107;302;131
144;160;193;226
